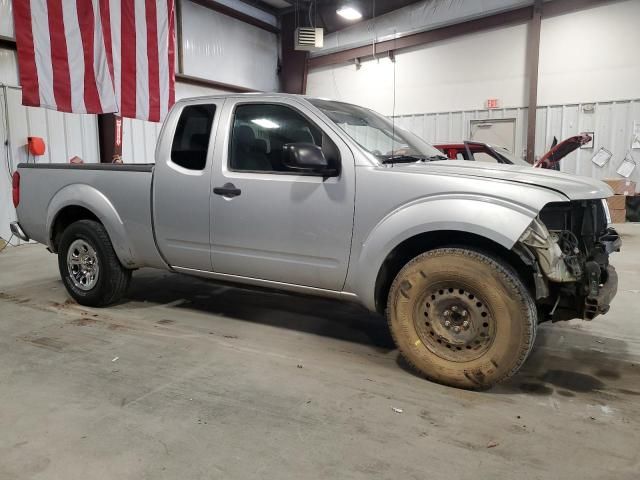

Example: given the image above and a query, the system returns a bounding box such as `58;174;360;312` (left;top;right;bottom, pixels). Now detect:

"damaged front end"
516;199;621;321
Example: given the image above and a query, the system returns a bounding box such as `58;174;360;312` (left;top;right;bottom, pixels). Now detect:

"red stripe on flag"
76;0;103;113
99;0;114;85
121;0;137;118
46;0;72;111
13;1;40;107
146;0;160;122
167;0;176;107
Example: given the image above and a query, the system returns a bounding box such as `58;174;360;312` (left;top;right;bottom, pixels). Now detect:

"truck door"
153;100;223;270
209;98;355;291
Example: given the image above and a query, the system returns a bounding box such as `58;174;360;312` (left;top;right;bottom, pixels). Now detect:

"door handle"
213;183;242;197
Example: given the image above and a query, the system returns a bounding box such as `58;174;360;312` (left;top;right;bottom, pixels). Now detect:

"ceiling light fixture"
337;6;362;20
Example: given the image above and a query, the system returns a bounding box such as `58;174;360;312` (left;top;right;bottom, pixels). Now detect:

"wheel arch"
46;184;139;267
372;230;534;314
348;197;539;312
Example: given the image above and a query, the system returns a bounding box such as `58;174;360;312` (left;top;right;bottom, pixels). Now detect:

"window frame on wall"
226;102;341;177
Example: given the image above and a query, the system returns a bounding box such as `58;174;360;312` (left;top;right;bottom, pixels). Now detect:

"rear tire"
387;248;537;390
58;219;131;307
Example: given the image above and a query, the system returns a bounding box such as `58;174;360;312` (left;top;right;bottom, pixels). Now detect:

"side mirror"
282;143;338;176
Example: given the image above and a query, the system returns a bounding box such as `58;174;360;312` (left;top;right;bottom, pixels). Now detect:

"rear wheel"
387;248;537;389
58;219;131;307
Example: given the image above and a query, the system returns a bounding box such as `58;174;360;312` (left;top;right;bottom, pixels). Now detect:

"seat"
232;125;272;171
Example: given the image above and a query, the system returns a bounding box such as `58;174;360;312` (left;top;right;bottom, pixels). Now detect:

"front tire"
387;248;537;389
58;219;131;307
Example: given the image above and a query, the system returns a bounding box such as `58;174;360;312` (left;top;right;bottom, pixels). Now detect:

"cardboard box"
603;178;636;196
606;195;626;210
610;208;626;224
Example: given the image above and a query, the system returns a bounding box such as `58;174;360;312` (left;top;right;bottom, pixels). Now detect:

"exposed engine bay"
517;199;621;322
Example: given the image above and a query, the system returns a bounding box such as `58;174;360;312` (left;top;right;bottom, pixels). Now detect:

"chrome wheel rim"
414;286;496;362
66;239;99;291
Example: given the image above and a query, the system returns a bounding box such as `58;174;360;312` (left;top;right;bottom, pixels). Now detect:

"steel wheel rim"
66;239;100;291
414;285;496;362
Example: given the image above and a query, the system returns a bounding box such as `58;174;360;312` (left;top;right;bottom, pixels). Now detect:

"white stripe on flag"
92;0;117;112
109;0;121;113
156;0;169;120
61;0;87;113
134;0;149;120
30;0;57;109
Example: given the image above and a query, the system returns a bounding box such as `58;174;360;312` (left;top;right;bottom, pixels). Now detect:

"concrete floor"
1;226;639;480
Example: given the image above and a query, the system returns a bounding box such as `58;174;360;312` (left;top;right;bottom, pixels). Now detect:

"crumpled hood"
390;160;613;200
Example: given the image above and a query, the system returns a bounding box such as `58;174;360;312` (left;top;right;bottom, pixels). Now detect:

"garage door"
470;118;516;153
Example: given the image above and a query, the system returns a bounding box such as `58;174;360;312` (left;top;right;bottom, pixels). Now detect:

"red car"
435;133;592;169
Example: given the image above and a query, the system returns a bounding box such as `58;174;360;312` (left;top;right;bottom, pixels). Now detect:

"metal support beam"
175;73;256;93
280;12;308;94
526;0;542;164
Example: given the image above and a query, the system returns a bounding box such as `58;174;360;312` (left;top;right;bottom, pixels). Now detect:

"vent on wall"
295;28;324;51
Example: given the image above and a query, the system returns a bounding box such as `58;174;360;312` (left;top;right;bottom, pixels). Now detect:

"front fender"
46;184;138;267
349;194;544;311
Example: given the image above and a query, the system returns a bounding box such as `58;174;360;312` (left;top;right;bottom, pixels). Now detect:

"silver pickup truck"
10;93;621;389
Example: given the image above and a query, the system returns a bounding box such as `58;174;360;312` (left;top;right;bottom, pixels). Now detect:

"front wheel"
387;248;537;389
58;219;131;307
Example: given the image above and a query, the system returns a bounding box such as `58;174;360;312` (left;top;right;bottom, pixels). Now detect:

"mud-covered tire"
387;248;537;390
58;219;131;307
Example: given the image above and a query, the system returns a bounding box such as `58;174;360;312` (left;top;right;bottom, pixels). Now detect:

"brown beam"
0;35;16;50
175;0;185;74
526;0;542;164
176;73;256;93
280;12;308;94
97;114;122;163
187;0;279;34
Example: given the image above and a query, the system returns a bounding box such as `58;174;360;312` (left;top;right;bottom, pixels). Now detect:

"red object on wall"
486;98;499;109
12;171;20;207
27;136;46;156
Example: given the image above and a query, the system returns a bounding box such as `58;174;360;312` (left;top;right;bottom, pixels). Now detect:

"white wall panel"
0;86;100;243
539;0;640;106
0;48;18;86
307;22;529;116
181;0;278;92
394;99;640;191
0;0;14;38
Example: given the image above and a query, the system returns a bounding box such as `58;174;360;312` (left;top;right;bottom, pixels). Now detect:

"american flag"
13;0;175;122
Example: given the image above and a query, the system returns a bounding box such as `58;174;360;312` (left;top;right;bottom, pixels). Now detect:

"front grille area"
539;200;608;252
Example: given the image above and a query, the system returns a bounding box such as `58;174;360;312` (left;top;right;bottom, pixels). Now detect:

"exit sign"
486;98;500;109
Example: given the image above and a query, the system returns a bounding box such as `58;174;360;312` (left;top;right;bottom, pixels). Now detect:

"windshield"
308;98;445;163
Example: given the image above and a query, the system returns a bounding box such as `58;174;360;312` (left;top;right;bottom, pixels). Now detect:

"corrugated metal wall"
0;86;100;244
394;99;640;187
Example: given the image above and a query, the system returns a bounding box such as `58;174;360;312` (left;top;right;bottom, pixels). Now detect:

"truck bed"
16;162;165;269
18;163;154;172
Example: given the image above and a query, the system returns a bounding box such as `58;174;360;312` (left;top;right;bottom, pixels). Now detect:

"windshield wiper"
381;154;447;164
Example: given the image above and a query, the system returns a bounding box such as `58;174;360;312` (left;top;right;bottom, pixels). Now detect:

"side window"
171;104;216;170
229;103;338;173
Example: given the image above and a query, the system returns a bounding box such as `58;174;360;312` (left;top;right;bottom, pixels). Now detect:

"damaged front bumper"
584;264;618;320
518;215;621;321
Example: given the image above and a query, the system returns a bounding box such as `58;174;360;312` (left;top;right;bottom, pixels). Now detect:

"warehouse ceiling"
253;0;424;33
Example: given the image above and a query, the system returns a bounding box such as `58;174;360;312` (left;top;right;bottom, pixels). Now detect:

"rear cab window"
171;104;216;170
